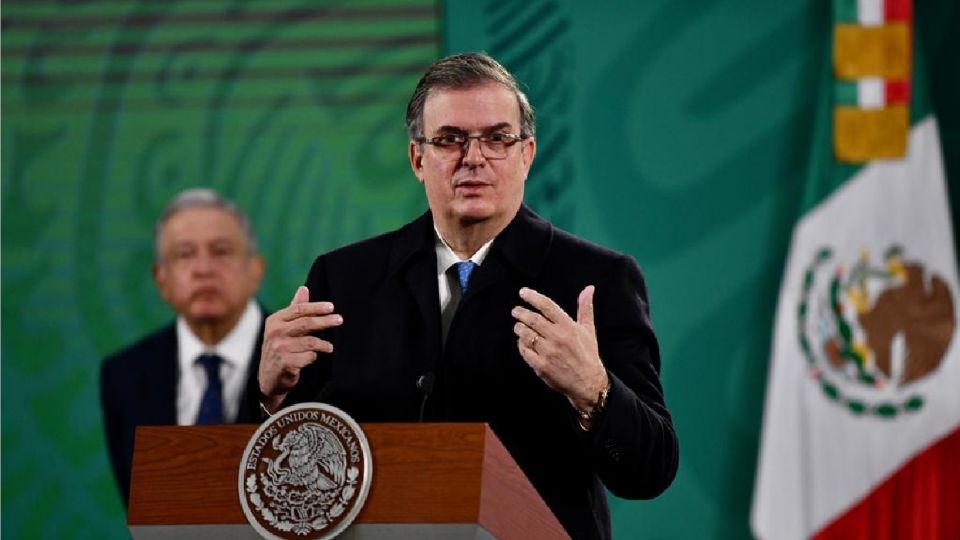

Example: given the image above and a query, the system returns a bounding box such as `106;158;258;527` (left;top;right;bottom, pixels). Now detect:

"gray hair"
405;52;536;140
154;188;257;261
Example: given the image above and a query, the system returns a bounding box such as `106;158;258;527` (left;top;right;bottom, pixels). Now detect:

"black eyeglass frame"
415;132;528;160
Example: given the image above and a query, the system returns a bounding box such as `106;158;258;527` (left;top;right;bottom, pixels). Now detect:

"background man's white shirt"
176;300;261;424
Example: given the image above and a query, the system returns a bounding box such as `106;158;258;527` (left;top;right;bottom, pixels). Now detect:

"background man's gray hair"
405;52;536;140
154;188;257;261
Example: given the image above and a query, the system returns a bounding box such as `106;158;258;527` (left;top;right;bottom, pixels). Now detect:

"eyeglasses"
165;242;247;269
416;132;526;160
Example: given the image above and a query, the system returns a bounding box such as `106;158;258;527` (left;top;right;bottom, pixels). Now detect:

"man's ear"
249;254;266;291
152;262;170;302
521;137;537;175
409;140;424;183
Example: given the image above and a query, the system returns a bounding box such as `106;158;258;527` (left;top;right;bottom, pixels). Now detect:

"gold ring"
530;335;539;349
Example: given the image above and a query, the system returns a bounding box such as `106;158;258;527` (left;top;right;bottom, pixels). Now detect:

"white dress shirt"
434;226;493;343
176;300;262;425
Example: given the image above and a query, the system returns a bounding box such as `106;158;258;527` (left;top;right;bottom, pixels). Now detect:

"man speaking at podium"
258;53;678;539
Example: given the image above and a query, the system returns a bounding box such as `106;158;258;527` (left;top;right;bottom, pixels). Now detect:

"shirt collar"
177;300;262;370
433;224;494;276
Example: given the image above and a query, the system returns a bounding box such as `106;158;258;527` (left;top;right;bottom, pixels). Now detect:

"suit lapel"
385;206;553;365
237;312;268;423
388;211;442;365
473;204;553;294
404;255;441;343
142;324;179;425
461;252;504;301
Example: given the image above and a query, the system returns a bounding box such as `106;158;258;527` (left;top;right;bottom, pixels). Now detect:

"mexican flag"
751;0;960;538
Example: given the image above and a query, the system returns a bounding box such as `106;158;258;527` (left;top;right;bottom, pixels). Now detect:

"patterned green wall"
2;1;439;537
445;1;959;538
2;0;957;538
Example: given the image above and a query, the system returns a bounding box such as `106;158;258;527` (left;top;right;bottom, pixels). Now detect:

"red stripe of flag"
813;425;960;540
885;0;913;22
885;80;910;105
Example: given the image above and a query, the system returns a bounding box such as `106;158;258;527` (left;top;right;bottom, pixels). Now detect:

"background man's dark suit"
99;318;266;506
284;205;679;539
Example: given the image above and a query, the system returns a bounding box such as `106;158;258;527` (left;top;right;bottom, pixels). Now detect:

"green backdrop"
2;0;958;538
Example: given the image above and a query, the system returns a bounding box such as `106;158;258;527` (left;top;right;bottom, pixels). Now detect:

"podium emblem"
238;403;373;539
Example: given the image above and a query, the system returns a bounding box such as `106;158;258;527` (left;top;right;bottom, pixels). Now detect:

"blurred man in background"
100;188;267;506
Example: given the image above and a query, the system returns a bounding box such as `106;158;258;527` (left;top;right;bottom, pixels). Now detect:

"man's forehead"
162;207;244;240
422;83;520;129
167;206;237;224
169;235;237;246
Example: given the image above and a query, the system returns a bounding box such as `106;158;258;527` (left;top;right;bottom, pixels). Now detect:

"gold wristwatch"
577;379;612;423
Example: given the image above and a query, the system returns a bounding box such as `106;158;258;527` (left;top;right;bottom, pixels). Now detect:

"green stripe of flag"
834;80;859;106
833;0;859;24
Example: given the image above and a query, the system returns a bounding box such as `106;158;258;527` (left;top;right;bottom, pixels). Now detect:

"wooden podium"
128;423;568;539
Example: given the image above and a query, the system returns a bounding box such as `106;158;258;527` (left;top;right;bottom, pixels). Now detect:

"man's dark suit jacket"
284;205;679;539
100;316;266;506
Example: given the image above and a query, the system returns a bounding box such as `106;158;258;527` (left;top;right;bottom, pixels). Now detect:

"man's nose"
461;138;486;166
192;252;216;274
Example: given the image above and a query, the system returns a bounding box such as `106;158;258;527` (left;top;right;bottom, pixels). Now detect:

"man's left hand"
512;286;609;413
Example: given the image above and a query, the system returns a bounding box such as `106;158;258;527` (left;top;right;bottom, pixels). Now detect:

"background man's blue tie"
454;260;478;295
195;353;224;424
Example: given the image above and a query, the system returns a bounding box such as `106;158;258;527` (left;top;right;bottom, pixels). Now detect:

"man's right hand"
258;286;342;413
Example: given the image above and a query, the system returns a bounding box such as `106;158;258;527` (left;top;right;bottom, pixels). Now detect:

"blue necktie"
195;353;224;425
454;260;478;295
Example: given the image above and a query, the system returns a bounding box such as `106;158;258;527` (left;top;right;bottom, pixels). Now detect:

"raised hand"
511;286;608;413
258;286;342;413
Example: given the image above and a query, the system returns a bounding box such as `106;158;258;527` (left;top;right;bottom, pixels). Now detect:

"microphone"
313;381;333;402
416;372;435;422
